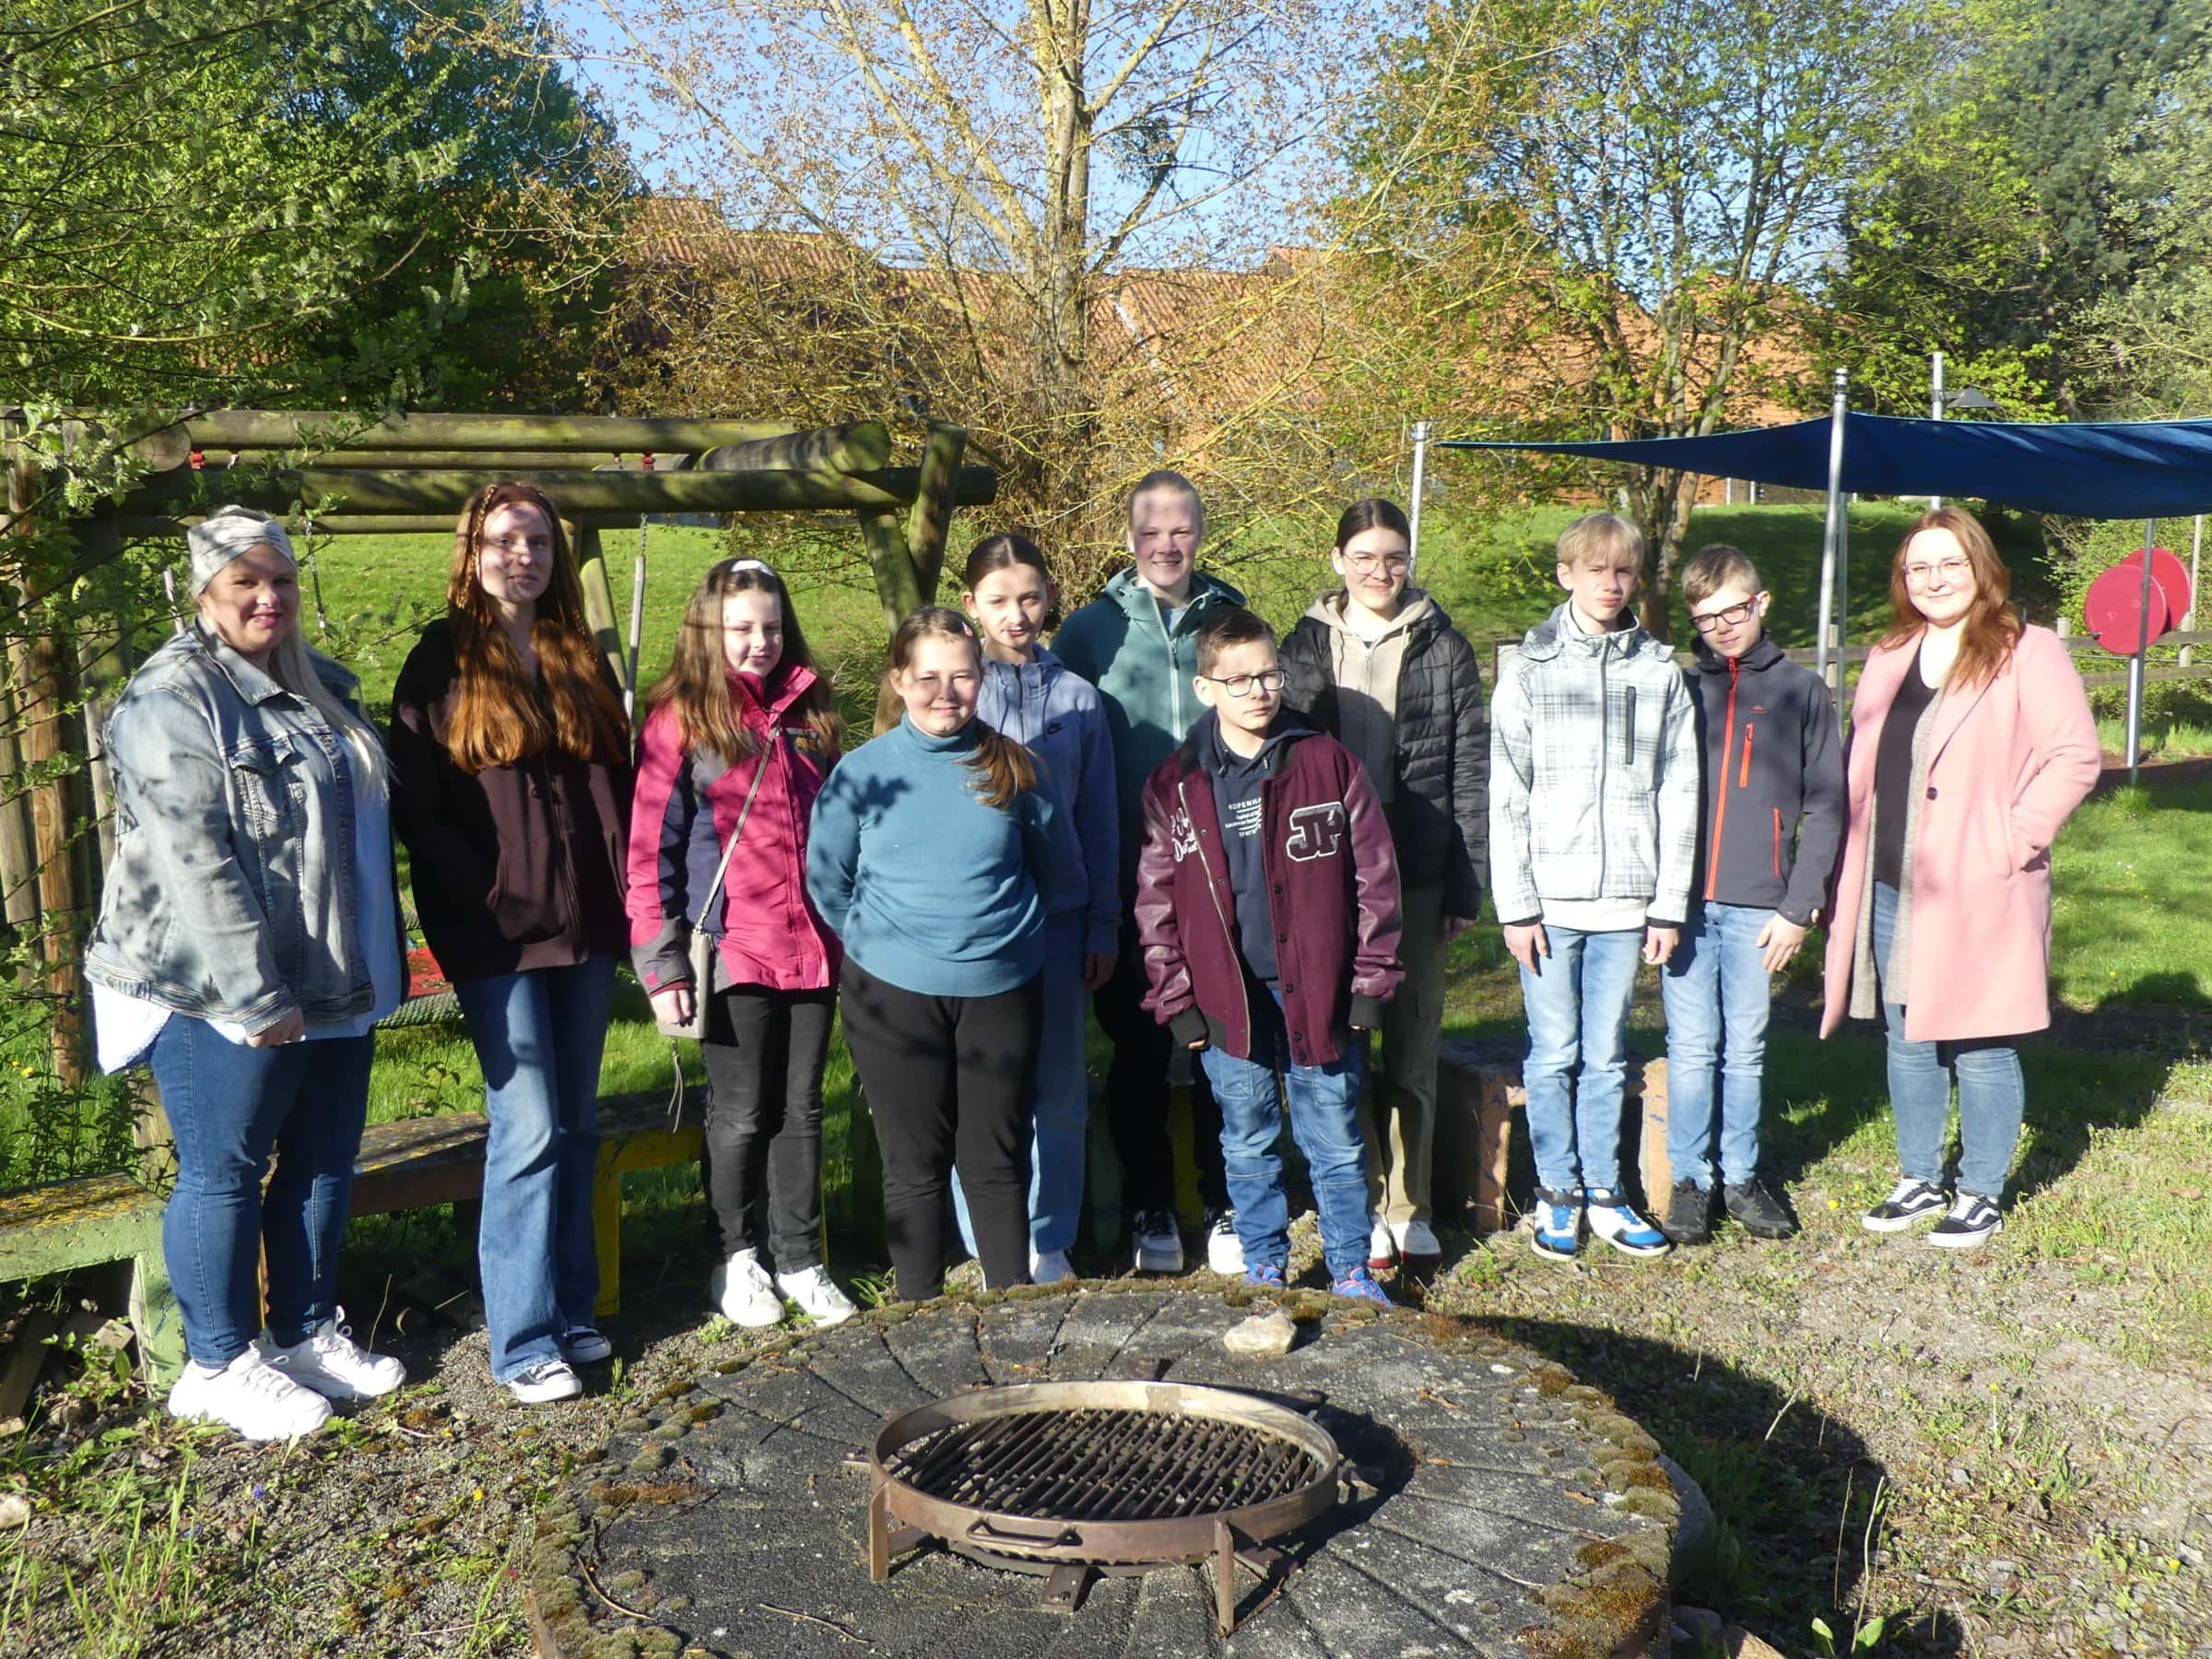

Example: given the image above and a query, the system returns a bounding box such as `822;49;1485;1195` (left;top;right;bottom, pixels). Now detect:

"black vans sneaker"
1927;1191;2003;1249
1861;1177;1947;1232
1723;1179;1798;1241
1658;1179;1712;1245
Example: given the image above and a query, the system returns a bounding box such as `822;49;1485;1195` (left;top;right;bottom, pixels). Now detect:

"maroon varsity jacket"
1134;716;1404;1067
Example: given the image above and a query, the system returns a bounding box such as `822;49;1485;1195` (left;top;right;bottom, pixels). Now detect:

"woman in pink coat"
1820;507;2099;1248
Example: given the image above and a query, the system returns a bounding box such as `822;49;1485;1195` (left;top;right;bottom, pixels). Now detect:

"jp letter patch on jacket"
1285;801;1347;862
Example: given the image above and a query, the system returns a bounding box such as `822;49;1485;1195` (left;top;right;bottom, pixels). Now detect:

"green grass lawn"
2051;777;2212;1010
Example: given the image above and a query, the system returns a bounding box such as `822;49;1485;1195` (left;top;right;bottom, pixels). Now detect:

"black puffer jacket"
1280;592;1488;917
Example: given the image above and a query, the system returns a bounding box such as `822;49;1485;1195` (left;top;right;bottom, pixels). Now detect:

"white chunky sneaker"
1130;1211;1183;1274
1368;1218;1397;1271
776;1265;858;1326
264;1309;406;1401
505;1359;582;1405
711;1248;785;1327
1393;1218;1443;1266
1206;1210;1244;1276
1030;1249;1077;1286
169;1344;332;1441
560;1326;615;1365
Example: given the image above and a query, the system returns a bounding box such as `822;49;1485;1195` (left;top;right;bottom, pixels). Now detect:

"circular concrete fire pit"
525;1288;1684;1658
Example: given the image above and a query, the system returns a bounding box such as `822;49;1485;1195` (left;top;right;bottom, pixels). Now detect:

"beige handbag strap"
693;746;771;931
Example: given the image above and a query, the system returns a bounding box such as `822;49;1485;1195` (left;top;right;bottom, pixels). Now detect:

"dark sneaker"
1861;1176;1947;1232
1658;1179;1712;1245
1723;1179;1797;1241
1329;1265;1394;1307
1928;1191;2003;1249
1243;1262;1288;1290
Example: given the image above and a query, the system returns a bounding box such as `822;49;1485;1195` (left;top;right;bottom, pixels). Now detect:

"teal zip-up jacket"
1052;566;1246;894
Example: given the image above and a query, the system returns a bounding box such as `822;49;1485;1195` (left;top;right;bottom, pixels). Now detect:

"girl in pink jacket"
627;559;856;1328
1820;509;2100;1248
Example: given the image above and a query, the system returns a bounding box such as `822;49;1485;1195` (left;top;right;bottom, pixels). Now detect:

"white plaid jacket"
1488;603;1700;926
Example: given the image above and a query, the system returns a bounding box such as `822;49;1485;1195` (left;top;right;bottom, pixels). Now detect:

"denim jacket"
84;625;387;1034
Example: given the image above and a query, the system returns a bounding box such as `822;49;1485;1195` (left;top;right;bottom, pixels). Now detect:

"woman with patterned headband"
388;482;633;1404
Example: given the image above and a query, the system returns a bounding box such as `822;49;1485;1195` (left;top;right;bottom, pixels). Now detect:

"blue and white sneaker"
1583;1188;1672;1258
1531;1190;1583;1262
1329;1265;1394;1307
1243;1262;1288;1289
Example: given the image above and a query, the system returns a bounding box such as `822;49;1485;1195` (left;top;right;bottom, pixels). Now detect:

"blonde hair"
1556;512;1645;571
886;607;1037;810
194;566;386;796
1680;545;1762;606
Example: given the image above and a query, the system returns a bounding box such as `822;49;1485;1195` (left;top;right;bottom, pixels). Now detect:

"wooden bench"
0;1091;700;1383
1431;1039;1675;1233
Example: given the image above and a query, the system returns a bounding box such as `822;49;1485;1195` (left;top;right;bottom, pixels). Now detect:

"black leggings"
840;959;1040;1300
1094;917;1226;1216
700;985;836;1272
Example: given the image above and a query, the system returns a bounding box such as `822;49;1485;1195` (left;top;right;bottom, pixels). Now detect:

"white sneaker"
1393;1218;1443;1264
1206;1211;1244;1276
560;1325;614;1365
1030;1249;1077;1285
1130;1211;1183;1274
776;1265;857;1326
264;1308;406;1401
711;1248;785;1327
168;1344;332;1441
505;1359;582;1405
1368;1218;1396;1271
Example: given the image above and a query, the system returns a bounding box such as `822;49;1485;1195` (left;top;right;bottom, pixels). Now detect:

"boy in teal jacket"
1053;471;1242;1276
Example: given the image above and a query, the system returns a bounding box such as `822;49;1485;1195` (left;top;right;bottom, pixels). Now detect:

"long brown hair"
441;482;629;773
1882;506;2022;690
645;559;843;763
886;606;1036;810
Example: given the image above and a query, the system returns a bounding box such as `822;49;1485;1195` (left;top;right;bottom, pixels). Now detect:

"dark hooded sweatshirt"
1685;634;1846;926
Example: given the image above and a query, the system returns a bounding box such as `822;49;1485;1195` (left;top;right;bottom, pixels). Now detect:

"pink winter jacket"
625;667;840;995
1819;625;2099;1043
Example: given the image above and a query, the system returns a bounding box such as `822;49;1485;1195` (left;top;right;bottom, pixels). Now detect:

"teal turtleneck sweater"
805;714;1082;996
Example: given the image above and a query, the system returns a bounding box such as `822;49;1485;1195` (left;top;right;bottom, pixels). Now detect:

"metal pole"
1815;369;1850;705
2186;514;2203;667
2129;516;2157;784
1929;352;1945;512
626;519;648;724
1407;419;1430;574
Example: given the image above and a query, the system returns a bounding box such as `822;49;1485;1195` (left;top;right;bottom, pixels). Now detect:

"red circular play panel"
2085;548;2192;655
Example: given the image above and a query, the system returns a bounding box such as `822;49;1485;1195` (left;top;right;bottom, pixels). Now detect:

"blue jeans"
1871;883;2023;1200
952;924;1088;1259
1199;988;1370;1281
149;1019;375;1368
1660;902;1772;1189
455;954;616;1380
1518;924;1642;1194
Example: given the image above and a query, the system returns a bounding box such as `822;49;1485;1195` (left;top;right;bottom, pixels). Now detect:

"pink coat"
1819;625;2099;1042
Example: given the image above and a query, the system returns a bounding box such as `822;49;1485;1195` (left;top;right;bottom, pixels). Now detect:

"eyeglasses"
1344;551;1411;575
1904;557;1972;586
1690;598;1759;633
1204;669;1286;698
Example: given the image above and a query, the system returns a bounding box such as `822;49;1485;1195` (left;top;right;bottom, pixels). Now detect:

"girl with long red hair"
1819;507;2099;1248
625;559;855;1331
389;482;633;1402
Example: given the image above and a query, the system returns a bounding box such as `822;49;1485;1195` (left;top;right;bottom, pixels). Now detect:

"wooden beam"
697;420;892;475
855;509;924;637
159;411;806;453
123;464;997;518
572;526;627;690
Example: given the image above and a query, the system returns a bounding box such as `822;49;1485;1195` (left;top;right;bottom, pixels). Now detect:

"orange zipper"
1772;807;1782;878
1738;722;1754;787
1705;664;1739;902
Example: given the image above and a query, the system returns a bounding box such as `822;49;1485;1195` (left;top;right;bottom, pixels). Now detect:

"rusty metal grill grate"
862;1380;1347;1634
888;1404;1326;1521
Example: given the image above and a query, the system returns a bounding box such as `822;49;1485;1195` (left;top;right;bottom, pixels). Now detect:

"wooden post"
571;525;627;690
5;450;89;1082
903;424;969;603
129;1074;184;1384
0;673;38;964
856;510;925;636
73;517;128;884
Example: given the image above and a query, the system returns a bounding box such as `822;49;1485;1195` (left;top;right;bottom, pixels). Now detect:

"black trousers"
840;959;1041;1301
1093;917;1227;1218
700;985;836;1271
